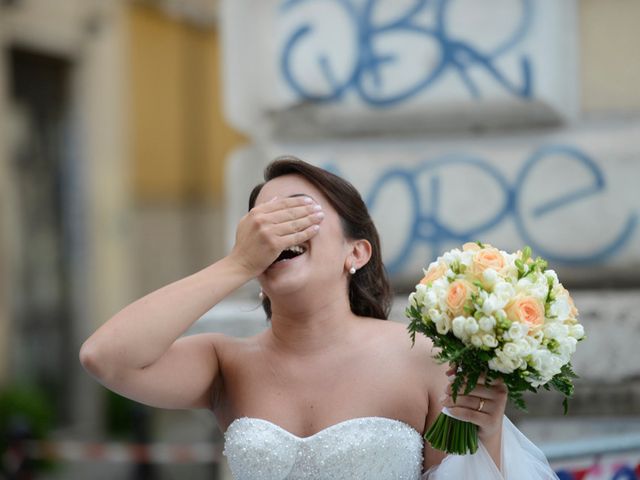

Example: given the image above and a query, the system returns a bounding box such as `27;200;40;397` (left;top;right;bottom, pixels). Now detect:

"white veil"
423;416;559;479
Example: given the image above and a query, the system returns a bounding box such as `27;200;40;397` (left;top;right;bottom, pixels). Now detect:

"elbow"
79;339;110;380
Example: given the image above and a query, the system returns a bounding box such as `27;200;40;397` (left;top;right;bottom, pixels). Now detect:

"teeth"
285;245;306;254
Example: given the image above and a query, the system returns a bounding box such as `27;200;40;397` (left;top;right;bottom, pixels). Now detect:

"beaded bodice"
222;416;424;480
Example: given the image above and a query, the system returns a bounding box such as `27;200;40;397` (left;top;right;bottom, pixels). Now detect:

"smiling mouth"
271;244;307;266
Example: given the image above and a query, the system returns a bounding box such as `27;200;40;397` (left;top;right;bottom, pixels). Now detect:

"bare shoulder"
191;332;261;385
360;318;438;368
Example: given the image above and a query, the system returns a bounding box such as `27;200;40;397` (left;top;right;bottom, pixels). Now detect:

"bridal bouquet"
406;242;584;455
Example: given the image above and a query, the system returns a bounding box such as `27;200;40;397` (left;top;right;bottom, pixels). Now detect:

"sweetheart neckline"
225;416;424;441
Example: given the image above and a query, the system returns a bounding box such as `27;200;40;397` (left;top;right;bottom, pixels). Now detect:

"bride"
80;156;559;479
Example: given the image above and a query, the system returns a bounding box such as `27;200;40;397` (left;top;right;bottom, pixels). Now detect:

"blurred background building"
0;0;639;479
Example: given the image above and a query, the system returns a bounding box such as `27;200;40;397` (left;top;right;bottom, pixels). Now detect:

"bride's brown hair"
248;156;392;320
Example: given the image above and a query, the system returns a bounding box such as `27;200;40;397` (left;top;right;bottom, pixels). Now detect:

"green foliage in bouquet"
407;303;579;415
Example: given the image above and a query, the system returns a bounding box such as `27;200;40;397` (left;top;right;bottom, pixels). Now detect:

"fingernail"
447;376;455;383
303;196;313;204
314;211;325;219
269;196;278;202
313;204;322;211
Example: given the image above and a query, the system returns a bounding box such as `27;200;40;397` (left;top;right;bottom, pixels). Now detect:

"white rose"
529;349;552;375
422;290;438;310
502;342;523;361
544;323;569;341
482;268;499;286
435;316;451;335
481;294;501;315
525;335;541;350
488;349;521;374
515;338;533;357
529;349;564;383
516;276;533;295
557;336;577;358
479;316;496;332
493;292;509;310
482;334;498;348
413;284;429;305
549;297;571;321
452;316;467;340
488;357;509;374
493;281;515;303
470;335;484;348
464;317;479;335
532;329;545;344
501;254;519;279
547;355;564;378
408;292;417;307
533;281;550;301
569;324;585;339
507;322;528;341
432;277;450;293
443;250;462;265
528;349;545;372
460;251;474;267
428;308;442;322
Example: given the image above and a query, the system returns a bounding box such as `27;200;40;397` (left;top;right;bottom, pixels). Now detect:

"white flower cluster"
408;243;585;388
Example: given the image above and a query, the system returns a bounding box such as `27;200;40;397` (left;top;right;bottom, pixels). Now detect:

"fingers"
446;381;505;400
444;404;490;427
442;393;489;412
253;195;314;214
440;373;508;436
265;203;322;224
272;210;324;237
250;197;324;234
280;223;321;247
249;195;325;244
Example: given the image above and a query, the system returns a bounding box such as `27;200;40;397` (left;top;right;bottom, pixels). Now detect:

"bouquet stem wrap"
426;409;479;455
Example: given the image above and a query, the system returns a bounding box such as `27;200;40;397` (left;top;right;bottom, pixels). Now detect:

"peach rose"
462;242;482;252
567;295;578;318
420;262;447;285
472;247;505;276
446;280;474;317
505;296;545;327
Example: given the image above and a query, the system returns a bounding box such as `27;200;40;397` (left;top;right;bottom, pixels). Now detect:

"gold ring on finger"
477;398;485;412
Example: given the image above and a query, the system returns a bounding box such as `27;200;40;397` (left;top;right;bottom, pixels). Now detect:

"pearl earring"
259;290;265;300
349;265;356;275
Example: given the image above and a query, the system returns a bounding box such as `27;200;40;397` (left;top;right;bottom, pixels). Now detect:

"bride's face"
254;174;351;299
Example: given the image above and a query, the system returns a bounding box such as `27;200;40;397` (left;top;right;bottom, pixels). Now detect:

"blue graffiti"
328;145;637;273
280;0;533;107
514;146;637;265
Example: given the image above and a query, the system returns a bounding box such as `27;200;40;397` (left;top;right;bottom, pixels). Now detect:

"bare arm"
79;257;252;409
79;196;324;410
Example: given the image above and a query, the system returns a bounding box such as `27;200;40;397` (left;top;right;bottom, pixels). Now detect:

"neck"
267;293;358;355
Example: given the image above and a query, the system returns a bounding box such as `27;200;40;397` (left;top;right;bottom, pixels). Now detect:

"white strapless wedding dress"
223;415;559;480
